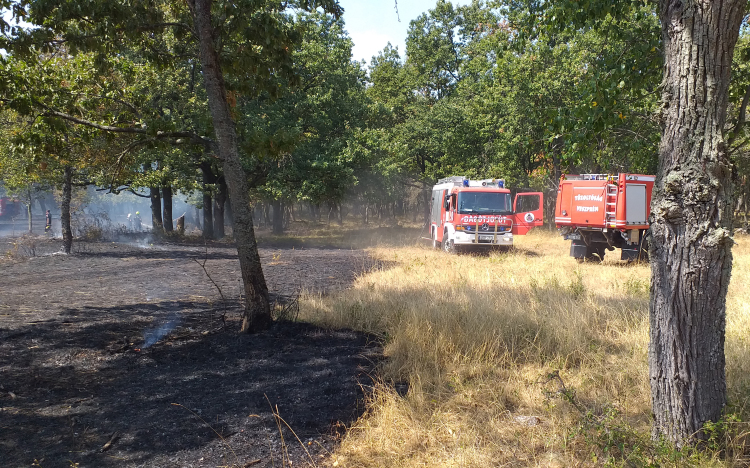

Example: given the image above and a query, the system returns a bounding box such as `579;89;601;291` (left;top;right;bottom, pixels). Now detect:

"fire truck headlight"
455;225;465;231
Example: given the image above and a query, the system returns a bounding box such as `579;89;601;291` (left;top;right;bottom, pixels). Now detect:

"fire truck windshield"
457;192;512;215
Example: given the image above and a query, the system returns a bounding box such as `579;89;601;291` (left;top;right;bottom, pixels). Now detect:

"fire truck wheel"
443;237;456;254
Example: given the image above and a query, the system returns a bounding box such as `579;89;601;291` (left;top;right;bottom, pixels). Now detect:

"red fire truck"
430;176;544;253
555;173;654;261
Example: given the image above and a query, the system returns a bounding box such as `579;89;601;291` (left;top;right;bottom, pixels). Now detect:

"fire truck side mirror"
446;194;456;210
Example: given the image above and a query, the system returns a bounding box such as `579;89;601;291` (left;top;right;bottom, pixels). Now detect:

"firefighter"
134;211;142;231
45;210;52;234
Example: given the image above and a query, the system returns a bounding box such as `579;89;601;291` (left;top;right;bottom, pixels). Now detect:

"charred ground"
0;236;384;468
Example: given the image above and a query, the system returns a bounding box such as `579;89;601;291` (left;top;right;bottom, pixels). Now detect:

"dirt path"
0;237;381;468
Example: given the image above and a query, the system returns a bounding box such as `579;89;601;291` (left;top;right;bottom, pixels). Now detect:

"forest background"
3;0;749;236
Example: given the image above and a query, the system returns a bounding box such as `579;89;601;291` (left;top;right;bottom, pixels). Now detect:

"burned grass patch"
0;239;381;468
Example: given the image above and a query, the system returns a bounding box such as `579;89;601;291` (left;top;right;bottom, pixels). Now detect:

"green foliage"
623;276;649;297
568;268;586;299
543;371;750;467
3;0;744;222
239;11;368;206
1;0;349;209
354;0;664;218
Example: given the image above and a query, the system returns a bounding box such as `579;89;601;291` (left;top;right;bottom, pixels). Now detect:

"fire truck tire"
442;234;456;254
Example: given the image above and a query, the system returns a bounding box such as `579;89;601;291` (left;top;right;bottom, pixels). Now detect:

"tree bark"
203;191;214;238
201;162;215;239
162;185;174;233
650;0;745;447
189;0;271;332
225;195;233;228
214;176;227;239
61;166;73;254
263;202;271;227
150;186;163;231
272;199;284;234
287;203;295;223
422;186;431;227
26;188;32;233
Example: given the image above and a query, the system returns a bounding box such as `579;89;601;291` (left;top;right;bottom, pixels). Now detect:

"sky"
337;0;472;66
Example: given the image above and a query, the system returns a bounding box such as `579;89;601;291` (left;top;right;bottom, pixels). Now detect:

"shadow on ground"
0;303;379;468
0;238;385;468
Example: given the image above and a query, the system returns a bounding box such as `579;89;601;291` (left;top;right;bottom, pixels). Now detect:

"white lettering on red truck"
574;194;603;201
460;216;508;223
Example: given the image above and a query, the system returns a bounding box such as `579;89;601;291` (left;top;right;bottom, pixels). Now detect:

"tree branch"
38;107;215;148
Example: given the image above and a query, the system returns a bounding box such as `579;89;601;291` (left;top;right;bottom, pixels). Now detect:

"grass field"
300;228;750;467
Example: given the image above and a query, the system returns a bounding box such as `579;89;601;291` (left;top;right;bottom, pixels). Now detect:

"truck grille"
464;224;510;233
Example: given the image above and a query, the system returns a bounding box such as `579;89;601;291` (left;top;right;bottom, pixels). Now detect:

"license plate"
480;235;494;241
566;233;582;240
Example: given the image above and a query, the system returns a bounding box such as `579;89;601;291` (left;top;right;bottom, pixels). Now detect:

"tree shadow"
0;301;380;467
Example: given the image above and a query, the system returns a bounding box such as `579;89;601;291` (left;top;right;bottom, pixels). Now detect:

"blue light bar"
498;180;505;188
463;179;469;187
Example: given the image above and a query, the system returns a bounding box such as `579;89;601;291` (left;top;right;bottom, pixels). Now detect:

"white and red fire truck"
430;176;544;253
554;173;654;261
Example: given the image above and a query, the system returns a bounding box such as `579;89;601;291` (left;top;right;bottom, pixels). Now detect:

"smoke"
1;186;200;238
142;312;181;348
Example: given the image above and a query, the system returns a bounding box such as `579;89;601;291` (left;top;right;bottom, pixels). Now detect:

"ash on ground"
0;238;381;468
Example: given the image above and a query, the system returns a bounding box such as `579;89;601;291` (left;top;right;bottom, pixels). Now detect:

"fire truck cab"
430;176;544;253
555;173;654;261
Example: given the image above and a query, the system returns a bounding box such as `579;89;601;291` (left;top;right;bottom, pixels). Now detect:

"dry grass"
301;229;750;467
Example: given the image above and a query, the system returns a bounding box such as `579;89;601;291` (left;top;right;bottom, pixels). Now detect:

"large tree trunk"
214;176;227;239
650;0;745;447
150;186;163;231
189;0;271;332
162;185;174;233
61;166;73;254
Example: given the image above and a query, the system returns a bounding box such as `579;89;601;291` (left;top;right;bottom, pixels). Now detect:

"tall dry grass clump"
301;230;750;467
